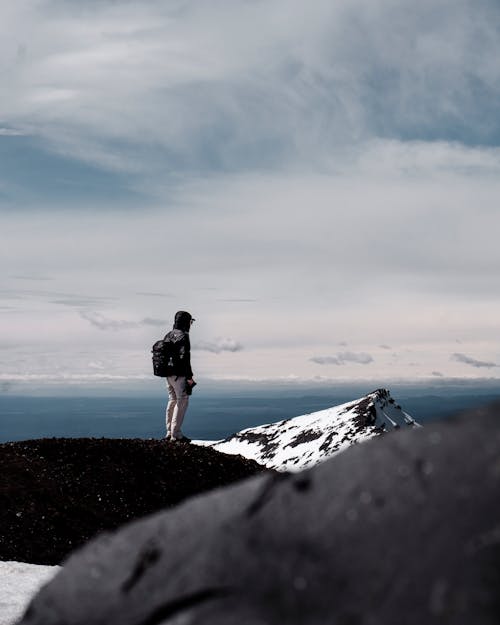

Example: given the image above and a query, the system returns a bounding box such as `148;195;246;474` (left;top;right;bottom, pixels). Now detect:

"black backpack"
151;332;183;377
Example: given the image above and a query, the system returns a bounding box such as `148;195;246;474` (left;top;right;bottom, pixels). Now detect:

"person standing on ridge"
164;310;196;442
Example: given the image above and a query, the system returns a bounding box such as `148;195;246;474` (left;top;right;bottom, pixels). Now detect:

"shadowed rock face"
19;406;500;625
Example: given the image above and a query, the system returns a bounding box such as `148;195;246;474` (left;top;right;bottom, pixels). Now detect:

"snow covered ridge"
195;389;420;472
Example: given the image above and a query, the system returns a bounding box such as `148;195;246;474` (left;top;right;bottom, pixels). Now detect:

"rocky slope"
197;388;419;471
19;405;500;625
0;437;267;565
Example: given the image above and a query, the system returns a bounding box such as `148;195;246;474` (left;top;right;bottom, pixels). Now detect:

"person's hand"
186;378;196;395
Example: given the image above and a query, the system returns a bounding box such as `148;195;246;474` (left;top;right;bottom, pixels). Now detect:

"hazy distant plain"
2;381;499;443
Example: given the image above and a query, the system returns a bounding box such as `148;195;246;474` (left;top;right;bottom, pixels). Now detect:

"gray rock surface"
19;406;500;625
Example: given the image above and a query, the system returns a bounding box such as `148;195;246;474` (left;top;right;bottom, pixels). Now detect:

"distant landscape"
2;379;499;443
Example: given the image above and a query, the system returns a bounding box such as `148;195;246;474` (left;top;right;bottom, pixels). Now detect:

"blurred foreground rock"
19;406;500;625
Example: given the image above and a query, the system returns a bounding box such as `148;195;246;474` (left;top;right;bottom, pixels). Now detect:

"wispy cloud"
11;274;53;281
1;288;113;307
142;318;168;327
0;127;25;136
87;361;105;371
431;371;444;377
193;338;243;354
310;352;374;366
80;312;139;331
3;0;500;185
135;292;174;298
80;311;166;331
217;298;257;303
451;353;497;369
52;297;115;307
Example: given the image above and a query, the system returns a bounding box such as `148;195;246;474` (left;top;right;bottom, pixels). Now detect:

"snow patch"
0;561;59;625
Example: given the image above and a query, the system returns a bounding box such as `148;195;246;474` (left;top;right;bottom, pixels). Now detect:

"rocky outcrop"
0;437;268;565
18;405;500;625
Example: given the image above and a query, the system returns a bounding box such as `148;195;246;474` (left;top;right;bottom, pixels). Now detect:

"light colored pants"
166;376;189;438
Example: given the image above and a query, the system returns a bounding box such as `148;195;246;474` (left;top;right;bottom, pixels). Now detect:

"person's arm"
184;334;194;381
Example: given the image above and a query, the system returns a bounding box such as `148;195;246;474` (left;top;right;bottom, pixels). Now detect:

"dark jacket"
163;311;193;378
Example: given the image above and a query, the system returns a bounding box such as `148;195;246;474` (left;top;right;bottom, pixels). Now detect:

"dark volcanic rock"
19;407;500;625
0;437;267;565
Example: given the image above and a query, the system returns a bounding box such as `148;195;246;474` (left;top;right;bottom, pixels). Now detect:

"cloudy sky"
1;0;500;388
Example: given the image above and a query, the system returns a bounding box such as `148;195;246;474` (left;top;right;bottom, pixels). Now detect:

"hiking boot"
170;435;191;443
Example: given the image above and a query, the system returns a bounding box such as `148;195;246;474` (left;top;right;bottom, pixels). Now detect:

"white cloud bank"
1;0;500;383
2;161;500;381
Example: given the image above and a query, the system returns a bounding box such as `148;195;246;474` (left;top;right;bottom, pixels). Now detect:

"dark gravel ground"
0;437;268;565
